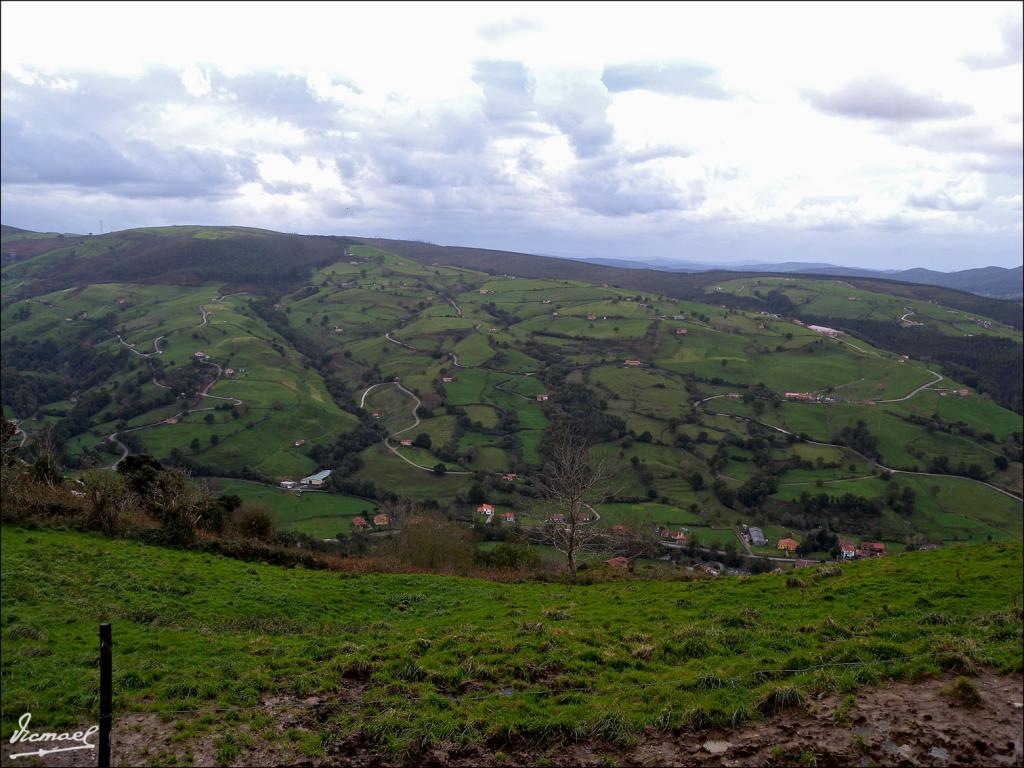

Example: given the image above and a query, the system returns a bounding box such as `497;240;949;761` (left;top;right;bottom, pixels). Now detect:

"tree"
610;511;660;572
413;433;432;449
190;437;201;454
529;426;619;579
688;471;705;491
433;463;446;475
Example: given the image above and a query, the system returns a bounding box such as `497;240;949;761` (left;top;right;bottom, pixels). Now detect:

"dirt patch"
3;673;1020;767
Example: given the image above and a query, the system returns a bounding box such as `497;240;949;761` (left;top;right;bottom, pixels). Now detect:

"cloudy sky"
2;1;1021;270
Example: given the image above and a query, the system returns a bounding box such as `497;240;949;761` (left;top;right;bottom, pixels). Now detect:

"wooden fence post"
99;623;112;768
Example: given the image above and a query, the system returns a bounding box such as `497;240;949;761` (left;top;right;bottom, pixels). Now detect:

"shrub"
231;504;274;541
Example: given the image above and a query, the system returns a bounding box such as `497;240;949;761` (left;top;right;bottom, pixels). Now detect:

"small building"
165;417;178;425
502;473;518;481
477;503;494;516
351;516;368;528
280;480;298;489
552;311;559;317
604;556;629;569
293;439;305;447
224;368;236;377
194;351;208;360
536;394;549;402
675;328;688;335
548;513;565;523
785;392;815;401
500;512;515;523
777;537;799;553
373;514;390;527
749;527;767;547
838;539;857;559
301;469;332;487
399;439;413;447
727;392;740;399
332;326;344;335
807;324;843;337
859;541;885;558
587;314;598;321
441;376;454;383
371;411;383;419
957;388;969;397
542;299;551;304
624;359;642;367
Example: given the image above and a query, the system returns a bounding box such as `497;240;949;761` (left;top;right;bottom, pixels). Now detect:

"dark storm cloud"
602;61;730;99
1;118;258;199
805;77;973;121
961;16;1023;69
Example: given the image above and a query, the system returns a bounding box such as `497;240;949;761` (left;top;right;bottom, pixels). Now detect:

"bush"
231;505;274;541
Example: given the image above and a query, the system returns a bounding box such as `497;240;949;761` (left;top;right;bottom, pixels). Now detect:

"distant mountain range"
573;256;1024;299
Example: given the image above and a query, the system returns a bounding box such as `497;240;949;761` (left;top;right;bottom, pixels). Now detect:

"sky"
1;1;1022;270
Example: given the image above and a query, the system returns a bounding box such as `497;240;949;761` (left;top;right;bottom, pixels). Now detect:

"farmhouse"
838;539;857;559
501;512;515;523
477;503;494;516
194;351;208;360
371;411;383;419
224;368;235;377
441;376;454;383
399;439;413;446
623;359;642;367
675;328;688;335
784;392;816;401
536;394;549;401
280;480;297;489
165;417;178;425
351;516;368;528
859;541;886;558
807;324;843;337
777;537;799;553
542;299;551;304
502;473;518;481
373;514;390;527
293;439;305;447
587;314;598;321
749;527;767;547
301;469;331;487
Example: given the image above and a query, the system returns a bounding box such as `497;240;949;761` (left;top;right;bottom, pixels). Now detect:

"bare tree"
609;509;661;572
530;427;620;579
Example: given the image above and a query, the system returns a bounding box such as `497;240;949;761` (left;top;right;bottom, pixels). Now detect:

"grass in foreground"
1;527;1021;762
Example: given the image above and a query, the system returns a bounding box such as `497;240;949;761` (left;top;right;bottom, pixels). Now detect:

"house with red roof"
351;516;368;528
373;514;390;528
859;541;885;558
777;537;799;553
500;512;515;523
476;503;494;516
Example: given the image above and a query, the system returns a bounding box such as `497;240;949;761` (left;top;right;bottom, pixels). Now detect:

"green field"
2;527;1021;763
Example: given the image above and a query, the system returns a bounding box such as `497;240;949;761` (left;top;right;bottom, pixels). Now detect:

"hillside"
1;526;1021;765
2;227;1022;559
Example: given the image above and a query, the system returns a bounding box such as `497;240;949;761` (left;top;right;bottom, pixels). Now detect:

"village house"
727;392;741;399
838;539;857;559
501;512;515;523
193;351;208;360
400;439;413;447
502;473;518;481
542;299;551;304
373;513;390;527
623;359;642;367
675;328;688;335
293;439;305;447
784;392;816;401
351;516;368;528
548;513;565;523
224;368;235;377
332;326;344;335
777;537;799;553
859;541;886;558
301;469;331;487
536;394;549;401
477;503;494;516
371;411;383;419
552;311;559;317
587;314;598;321
441;376;454;383
280;480;297;489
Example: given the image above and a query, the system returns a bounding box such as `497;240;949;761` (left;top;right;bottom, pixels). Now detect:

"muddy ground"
3;672;1021;767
